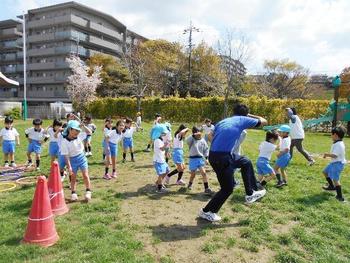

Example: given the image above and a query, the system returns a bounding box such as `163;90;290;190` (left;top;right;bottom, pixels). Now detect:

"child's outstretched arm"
80;124;92;135
323;153;337;159
16;135;20;146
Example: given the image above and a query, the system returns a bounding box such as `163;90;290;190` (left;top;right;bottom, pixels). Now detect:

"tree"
87;54;132;97
138;39;185;96
186;42;225;98
257;59;311;99
217;30;249;117
66;55;102;112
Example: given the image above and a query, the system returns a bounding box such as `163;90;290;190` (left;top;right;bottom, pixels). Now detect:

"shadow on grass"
115;184;214;201
150;220;239;242
294;192;331;206
3;199;31;216
0;236;22;246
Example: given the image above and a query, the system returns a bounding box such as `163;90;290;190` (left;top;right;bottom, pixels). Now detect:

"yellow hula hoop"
16;177;37;186
0;182;17;192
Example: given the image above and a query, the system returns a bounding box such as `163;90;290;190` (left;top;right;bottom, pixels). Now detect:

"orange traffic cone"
48;161;69;216
22;176;59;247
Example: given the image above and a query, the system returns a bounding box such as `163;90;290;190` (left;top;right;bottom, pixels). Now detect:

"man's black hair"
331;126;346;139
233;104;249;116
266;130;279;142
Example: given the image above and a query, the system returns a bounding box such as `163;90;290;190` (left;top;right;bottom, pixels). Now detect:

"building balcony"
0;91;19;98
0;53;17;61
27;61;69;70
27;76;67;84
0;28;22;40
89;21;123;42
88;35;122;53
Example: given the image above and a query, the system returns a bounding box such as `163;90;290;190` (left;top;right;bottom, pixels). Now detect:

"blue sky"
1;0;349;75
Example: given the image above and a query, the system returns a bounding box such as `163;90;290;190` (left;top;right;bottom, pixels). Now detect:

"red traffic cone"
22;176;59;247
48;161;69;216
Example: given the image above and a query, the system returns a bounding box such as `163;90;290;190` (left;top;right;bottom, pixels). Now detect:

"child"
274;125;291;187
136;112;143;131
60;120;92;201
83;115;97;157
0;116;20;167
322;126;347;202
164;124;189;185
104;120;125;179
186;127;213;195
25;119;49;170
257;131;279;187
47;119;63;164
202;118;215;143
164;122;172;163
102;117;113;161
122;118;136;163
145;113;162;152
153;125;171;193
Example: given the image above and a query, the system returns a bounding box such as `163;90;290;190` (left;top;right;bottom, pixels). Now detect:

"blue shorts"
70;153;88;174
109;142;118;157
49;142;59;157
154;161;170;176
123;137;133;149
173;148;184;164
189;157;205;171
275;153;291;168
323;162;344;181
27;140;42;154
58;153;66;170
256;157;274;176
84;135;92;143
2;140;15;154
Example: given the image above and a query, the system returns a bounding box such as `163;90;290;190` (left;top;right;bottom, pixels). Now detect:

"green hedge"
86;96;330;125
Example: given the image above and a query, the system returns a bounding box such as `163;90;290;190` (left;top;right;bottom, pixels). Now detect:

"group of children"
0;111;347;203
255;124;346;202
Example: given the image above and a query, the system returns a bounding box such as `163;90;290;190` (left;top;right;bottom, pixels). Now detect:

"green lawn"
0;120;350;263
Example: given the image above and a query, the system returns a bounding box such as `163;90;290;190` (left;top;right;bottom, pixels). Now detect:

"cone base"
22;233;59;247
52;205;69;216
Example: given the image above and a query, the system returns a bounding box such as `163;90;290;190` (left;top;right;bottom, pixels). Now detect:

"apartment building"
0;1;146;105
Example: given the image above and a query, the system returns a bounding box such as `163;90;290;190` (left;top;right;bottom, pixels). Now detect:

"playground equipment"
264;75;350;131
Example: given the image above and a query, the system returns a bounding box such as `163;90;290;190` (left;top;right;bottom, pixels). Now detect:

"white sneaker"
198;208;221;222
26;161;33;167
309;160;315;166
10;162;16;167
245;189;266;204
85;152;89;157
88;152;92;156
4;163;9;168
71;193;78;201
85;191;92;201
36;167;40;171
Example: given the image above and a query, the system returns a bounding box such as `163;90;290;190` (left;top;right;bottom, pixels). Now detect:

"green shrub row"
86;96;330;125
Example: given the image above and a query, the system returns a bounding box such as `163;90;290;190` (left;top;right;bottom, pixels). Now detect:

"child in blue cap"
60;120;92;201
274;125;291;187
0;116;20;167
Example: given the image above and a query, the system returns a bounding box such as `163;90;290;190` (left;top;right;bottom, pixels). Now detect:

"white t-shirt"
153;138;165;163
123;127;136;138
57;133;63;152
107;129;124;144
289;115;305;139
164;132;172;145
25;127;48;142
0;128;19;141
60;133;85;157
202;124;215;135
47;127;60;143
87;123;96;133
173;133;184;149
279;136;291;151
232;129;247;155
258;141;277;160
330;141;346;164
103;127;111;137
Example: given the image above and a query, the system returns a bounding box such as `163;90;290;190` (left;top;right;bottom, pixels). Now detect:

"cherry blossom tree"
66;55;102;112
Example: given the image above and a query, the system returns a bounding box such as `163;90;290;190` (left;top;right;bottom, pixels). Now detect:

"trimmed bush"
4;107;22;120
86;96;330;125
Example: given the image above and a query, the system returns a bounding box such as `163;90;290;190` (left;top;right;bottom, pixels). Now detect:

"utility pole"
183;21;199;92
22;11;27;120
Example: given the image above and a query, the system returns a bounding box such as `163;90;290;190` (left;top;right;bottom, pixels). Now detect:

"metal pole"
22;11;27;120
188;22;193;91
332;87;339;128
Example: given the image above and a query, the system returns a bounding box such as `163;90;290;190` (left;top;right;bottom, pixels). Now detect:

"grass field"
0;120;350;263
